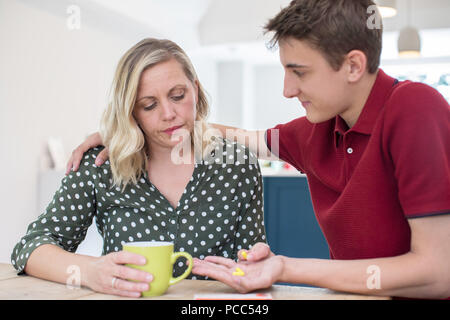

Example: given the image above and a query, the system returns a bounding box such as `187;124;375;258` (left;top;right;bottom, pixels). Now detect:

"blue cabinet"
263;176;329;260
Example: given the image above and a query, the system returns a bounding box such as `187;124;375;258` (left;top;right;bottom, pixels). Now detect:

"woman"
11;38;265;298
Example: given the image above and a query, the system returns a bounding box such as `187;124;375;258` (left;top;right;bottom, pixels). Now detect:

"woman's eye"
172;94;185;101
144;103;156;111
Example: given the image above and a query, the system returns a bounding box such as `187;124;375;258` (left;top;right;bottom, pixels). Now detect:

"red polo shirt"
266;69;450;260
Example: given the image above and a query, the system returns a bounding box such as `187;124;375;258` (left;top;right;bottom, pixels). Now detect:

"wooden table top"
0;263;389;300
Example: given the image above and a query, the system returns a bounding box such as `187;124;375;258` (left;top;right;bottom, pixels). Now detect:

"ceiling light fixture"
397;0;421;58
398;27;421;58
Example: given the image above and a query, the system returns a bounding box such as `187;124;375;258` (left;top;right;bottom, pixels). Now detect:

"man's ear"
344;50;367;83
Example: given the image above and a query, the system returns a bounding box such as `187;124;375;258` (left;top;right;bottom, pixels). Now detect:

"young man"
67;0;449;298
192;0;450;299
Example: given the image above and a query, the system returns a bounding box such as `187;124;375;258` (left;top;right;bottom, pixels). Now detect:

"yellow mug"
122;241;193;297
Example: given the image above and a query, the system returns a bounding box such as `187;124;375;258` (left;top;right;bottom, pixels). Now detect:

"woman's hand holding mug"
85;250;153;298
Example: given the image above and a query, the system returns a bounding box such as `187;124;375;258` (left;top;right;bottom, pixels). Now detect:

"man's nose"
283;73;301;98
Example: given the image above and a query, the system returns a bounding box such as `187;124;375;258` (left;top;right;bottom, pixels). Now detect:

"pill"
232;267;245;276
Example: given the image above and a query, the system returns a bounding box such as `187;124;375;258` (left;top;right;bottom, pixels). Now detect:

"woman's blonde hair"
100;38;211;190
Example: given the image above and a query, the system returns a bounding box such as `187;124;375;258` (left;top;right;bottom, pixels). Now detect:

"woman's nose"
160;101;176;120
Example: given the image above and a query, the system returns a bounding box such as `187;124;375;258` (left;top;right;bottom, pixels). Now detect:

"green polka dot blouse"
11;139;266;279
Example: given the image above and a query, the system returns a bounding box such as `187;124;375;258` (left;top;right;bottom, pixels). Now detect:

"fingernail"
146;274;153;282
140;283;149;291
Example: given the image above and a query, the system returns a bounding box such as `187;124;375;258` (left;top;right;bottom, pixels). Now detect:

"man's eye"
293;70;305;78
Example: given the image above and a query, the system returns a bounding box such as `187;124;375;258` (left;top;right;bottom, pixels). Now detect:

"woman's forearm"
24;244;96;288
279;252;448;299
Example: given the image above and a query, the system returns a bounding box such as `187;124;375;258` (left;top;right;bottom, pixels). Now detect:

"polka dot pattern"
11;140;266;279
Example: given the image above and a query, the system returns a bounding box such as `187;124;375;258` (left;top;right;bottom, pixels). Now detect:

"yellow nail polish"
232;267;245;276
241;251;248;260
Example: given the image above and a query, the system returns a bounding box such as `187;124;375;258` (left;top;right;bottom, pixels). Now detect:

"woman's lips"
163;125;183;135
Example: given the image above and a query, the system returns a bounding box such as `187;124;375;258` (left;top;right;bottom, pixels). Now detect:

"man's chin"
305;113;333;124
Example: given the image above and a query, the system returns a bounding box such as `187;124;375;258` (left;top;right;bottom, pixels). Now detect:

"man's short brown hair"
265;0;382;74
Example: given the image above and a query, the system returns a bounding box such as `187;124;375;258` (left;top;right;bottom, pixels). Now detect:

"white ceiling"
91;0;212;48
382;0;450;31
20;0;450;57
197;0;291;45
92;0;211;27
90;0;450;48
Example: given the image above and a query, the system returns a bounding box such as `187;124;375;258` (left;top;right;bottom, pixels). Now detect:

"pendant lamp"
398;27;421;58
397;0;421;58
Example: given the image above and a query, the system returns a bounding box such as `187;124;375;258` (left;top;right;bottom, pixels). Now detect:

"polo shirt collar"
334;69;397;144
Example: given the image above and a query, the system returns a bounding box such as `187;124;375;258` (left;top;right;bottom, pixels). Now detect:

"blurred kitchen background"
1;0;449;264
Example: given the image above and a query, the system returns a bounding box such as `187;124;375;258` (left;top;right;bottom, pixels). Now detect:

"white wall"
0;0;143;263
189;55;219;123
216;62;244;128
253;65;306;130
202;60;306;131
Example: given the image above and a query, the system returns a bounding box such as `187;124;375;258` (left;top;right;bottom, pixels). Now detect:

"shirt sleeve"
11;152;98;274
386;82;450;218
265;117;310;173
232;149;267;258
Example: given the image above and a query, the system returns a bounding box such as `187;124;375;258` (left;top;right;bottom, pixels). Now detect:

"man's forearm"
209;123;275;160
278;253;448;299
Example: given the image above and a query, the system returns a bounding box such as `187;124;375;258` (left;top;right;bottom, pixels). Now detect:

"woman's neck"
147;142;194;167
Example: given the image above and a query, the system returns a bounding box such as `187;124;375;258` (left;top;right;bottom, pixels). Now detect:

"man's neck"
340;70;379;129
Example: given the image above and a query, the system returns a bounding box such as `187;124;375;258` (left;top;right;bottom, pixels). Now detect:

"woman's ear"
345;50;367;83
